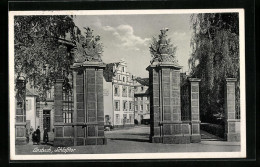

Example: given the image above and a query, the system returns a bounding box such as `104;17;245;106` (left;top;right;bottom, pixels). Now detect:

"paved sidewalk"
15;126;240;155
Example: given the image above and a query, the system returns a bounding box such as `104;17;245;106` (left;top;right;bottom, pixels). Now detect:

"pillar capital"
71;61;106;69
225;78;237;82
55;79;64;83
188;78;201;82
146;62;182;71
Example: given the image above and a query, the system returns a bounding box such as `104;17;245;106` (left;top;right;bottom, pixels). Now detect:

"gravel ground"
15;125;240;155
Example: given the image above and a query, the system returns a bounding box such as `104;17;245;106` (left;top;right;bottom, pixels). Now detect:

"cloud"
103;24;150;50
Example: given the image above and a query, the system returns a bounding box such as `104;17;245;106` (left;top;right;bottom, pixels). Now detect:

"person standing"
35;126;41;145
29;126;34;142
25;128;29;143
43;128;49;144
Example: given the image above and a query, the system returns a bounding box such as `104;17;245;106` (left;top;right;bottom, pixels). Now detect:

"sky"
73;14;193;78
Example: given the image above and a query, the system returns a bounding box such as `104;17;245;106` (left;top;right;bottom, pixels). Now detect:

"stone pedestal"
188;78;201;143
224;78;240;142
147;62;191;144
15;79;27;145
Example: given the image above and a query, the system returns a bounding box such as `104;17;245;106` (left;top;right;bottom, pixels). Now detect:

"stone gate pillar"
15;78;27;145
71;62;107;145
147;63;191;144
224;78;240;142
188;78;201;143
53;79;75;146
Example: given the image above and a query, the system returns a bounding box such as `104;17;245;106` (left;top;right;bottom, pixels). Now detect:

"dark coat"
43;129;49;143
36;128;41;142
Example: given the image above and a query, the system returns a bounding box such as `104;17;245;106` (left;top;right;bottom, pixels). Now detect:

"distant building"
25;88;37;131
103;59;135;128
133;78;150;124
25;85;55;138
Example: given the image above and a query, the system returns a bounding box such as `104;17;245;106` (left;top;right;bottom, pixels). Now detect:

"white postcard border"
9;9;246;160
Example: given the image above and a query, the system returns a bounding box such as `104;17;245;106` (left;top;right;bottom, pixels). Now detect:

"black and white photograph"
9;9;246;160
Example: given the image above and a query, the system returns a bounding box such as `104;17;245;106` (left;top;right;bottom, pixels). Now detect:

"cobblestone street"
15;125;240;155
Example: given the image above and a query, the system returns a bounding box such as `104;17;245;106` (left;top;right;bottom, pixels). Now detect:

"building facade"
104;59;135;128
25;85;55;141
133;78;150;124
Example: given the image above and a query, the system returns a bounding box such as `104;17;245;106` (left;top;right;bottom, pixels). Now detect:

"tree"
189;13;240;123
14;16;76;100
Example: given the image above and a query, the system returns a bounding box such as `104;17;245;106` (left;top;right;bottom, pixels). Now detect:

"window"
129;114;134;123
236;109;240;119
115;114;120;124
26;99;31;111
122;86;127;97
47;90;52;99
128;88;131;97
122;67;125;72
129;101;133;111
123;77;125;82
123;101;128;111
118;75;121;80
123;114;127;124
16;99;25;122
135;105;138;111
140;105;143;111
129;102;132;110
147;104;150;111
114;85;119;96
62;90;73;123
43;66;47;75
115;87;118;95
140;97;143;100
115;100;120;111
105;115;110;125
141;87;144;91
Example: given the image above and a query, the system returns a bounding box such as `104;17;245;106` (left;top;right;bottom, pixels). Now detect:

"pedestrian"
29;126;34;135
35;126;41;145
43;128;49;144
32;131;37;144
25;128;29;143
29;126;34;142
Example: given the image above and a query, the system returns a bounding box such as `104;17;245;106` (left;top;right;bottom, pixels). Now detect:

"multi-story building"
25;84;56;140
133;78;150;124
103;59;135;128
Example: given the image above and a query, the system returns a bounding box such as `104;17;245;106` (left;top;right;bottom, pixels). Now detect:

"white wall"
26;96;36;130
103;78;113;125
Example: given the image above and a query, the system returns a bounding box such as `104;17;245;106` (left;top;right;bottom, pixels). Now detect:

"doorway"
43;110;51;132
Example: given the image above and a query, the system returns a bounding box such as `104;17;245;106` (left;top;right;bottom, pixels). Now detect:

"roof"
26;89;38;96
135;77;149;86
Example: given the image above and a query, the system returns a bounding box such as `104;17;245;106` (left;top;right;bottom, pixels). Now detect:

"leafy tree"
14;16;76;100
189;13;240;123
